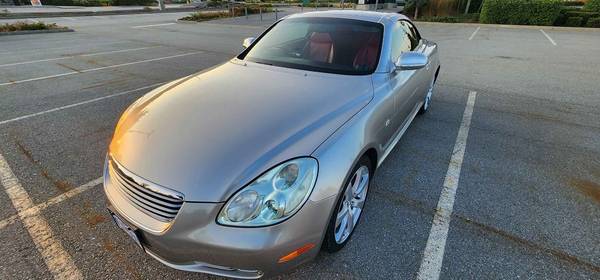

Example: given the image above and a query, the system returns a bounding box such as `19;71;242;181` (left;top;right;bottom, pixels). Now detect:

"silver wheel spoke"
335;214;348;241
347;186;355;203
350;173;360;196
355;173;368;198
336;204;349;228
424;81;434;110
334;164;370;244
345;208;354;235
353;194;366;209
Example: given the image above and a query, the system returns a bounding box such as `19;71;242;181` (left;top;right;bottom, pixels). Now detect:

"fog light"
277;243;315;263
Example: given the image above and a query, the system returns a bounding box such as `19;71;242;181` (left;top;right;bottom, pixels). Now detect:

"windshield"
239;17;384;75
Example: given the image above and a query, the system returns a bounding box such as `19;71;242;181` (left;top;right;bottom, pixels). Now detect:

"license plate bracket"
108;209;144;251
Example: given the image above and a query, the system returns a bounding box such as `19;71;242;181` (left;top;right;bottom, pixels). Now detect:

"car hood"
109;61;373;202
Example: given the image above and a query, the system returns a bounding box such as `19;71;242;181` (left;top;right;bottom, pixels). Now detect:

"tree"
586;0;600;12
407;0;429;19
464;0;472;14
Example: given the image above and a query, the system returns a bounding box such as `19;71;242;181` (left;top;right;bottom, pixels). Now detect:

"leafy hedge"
555;9;600;26
585;0;600;12
112;0;154;5
420;13;480;23
180;6;273;22
41;0;75;5
563;0;586;7
180;11;229;21
480;0;563;26
1;21;61;32
565;16;583;27
587;17;600;27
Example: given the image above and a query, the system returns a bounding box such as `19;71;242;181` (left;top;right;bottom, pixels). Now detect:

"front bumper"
145;248;263;279
104;164;337;278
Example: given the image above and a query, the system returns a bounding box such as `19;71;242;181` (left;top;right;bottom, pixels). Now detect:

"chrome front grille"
109;158;184;222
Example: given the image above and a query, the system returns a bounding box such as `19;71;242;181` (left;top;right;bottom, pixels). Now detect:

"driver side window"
391;21;412;63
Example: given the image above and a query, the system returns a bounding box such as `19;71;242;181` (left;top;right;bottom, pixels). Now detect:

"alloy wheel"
334;165;370;244
423;81;434;111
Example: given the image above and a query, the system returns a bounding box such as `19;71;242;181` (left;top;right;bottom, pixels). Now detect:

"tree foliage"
585;0;600;12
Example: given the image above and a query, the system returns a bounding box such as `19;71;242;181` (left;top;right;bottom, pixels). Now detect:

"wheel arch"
363;147;378;172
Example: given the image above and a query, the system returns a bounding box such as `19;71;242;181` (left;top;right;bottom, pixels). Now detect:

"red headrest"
309;32;333;44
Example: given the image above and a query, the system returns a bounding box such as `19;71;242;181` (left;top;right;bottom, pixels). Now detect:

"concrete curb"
0;7;198;20
175;19;268;29
414;21;600;32
0;28;74;36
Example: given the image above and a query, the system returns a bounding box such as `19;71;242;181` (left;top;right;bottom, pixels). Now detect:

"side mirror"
242;37;255;49
395;51;428;71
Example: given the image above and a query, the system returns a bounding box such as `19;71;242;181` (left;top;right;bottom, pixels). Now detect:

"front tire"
322;156;373;253
418;78;435;115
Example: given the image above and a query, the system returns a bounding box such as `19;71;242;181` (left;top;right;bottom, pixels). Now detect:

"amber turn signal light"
278;243;316;263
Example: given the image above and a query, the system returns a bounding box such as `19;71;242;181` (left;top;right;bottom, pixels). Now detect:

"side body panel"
310;18;440;204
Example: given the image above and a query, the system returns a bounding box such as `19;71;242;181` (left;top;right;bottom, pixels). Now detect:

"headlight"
217;157;318;227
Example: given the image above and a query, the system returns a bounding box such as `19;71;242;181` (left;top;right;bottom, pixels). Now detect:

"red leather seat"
353;34;380;71
305;32;334;63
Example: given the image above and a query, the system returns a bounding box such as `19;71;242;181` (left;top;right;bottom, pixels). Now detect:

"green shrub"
563;0;585;7
421;13;480;23
41;0;75;5
565;16;583;26
73;0;104;6
231;5;273;16
112;0;154;5
585;0;600;12
206;0;225;7
41;0;114;5
586;17;600;27
0;21;61;32
459;0;483;13
181;11;230;21
480;0;563;26
180;6;273;22
565;10;600;19
556;10;600;26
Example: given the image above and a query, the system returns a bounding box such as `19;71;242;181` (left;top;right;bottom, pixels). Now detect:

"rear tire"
322;156;373;253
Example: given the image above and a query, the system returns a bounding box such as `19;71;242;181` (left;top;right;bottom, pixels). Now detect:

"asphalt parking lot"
0;9;599;279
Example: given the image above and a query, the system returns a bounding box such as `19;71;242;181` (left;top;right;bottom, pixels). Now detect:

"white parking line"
540;29;557;46
0;177;102;231
0;46;160;68
0;52;202;86
416;91;477;280
0;152;82;279
468;27;480;41
131;23;176;29
61;17;76;21
0;82;164;126
0;40;132;56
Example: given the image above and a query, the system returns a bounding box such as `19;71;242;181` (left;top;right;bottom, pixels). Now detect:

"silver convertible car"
104;10;439;279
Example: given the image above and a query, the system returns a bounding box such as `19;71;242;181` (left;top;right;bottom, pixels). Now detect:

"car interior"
243;19;383;74
300;29;382;71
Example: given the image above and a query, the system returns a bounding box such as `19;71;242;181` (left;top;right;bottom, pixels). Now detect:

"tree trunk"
414;5;419;19
464;0;472;14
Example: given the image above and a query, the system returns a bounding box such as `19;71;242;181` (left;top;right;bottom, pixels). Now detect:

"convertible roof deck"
287;10;408;24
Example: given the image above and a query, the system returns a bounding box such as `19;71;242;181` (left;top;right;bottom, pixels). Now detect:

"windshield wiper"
252;61;273;66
